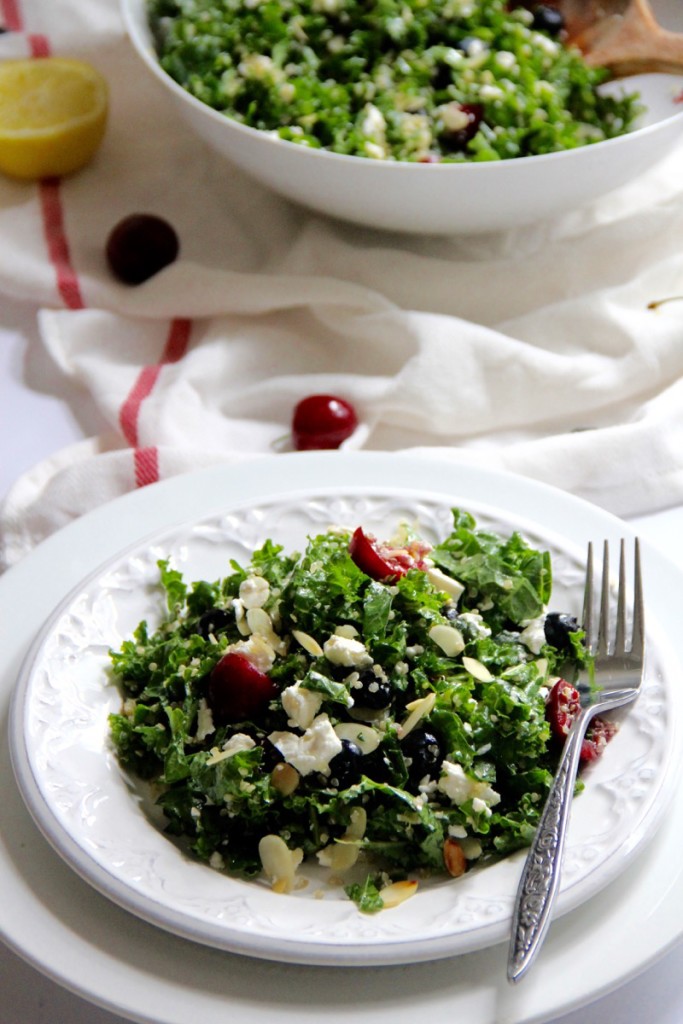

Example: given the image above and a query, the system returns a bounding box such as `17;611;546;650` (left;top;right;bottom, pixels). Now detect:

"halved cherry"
348;526;430;582
580;716;618;763
546;678;581;741
207;651;277;723
292;394;358;451
545;678;616;764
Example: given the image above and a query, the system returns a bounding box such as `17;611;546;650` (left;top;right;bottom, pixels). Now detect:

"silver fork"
507;538;645;984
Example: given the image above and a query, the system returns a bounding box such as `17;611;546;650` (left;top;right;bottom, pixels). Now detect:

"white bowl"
120;0;683;234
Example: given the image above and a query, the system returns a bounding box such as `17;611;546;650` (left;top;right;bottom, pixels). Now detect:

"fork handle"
507;709;589;983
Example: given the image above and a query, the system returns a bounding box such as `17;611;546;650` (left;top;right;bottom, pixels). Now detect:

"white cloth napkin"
2;0;683;571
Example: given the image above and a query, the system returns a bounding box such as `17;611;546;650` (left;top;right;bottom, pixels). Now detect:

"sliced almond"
270;762;300;796
462;656;494;682
378;879;419;908
317;840;361;873
258;834;303;894
346;806;367;840
316;807;367;872
246;607;287;655
443;837;467;877
292;629;324;657
428;623;465;658
334;722;381;754
426;566;465;602
397;691;436;739
459;836;483;861
334;624;359;638
232;599;252;637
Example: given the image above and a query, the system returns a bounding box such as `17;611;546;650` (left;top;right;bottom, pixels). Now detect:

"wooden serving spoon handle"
567;0;683;77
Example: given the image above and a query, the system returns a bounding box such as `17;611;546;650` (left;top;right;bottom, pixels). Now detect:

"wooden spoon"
547;0;683;77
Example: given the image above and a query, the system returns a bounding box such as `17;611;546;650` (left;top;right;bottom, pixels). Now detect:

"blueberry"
195;607;232;639
532;4;565;35
259;737;284;772
350;670;393;711
362;746;397;785
401;728;443;786
432;63;453;90
327;739;364;789
544;612;579;651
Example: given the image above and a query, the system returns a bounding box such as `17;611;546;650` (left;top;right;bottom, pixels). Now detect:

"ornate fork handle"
507;686;636;984
507;710;588;983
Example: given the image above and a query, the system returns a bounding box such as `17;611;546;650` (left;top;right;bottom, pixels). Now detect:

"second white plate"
8;468;681;966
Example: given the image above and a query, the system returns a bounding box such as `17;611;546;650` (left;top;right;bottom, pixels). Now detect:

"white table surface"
3;295;683;1024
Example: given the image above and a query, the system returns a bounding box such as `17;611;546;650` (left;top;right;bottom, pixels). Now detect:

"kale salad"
147;0;641;162
108;509;602;911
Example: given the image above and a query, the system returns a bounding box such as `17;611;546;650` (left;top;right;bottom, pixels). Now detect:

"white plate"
3;452;683;1024
7;454;682;968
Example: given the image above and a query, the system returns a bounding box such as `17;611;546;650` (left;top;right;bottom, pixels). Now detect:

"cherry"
349;527;406;581
106;213;179;285
207;651;277;723
546;678;581;741
580;716;618;763
349;526;429;582
545;678;616;764
441;103;484;150
291;394;358;451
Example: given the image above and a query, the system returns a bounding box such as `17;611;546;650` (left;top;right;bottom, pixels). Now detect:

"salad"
109;509;605;912
147;0;641;162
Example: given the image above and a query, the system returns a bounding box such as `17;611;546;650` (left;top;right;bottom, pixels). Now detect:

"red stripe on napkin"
1;4;82;307
39;178;85;310
120;318;192;486
6;0;194;493
28;34;50;57
0;0;50;57
133;446;160;488
0;0;22;30
120;366;161;449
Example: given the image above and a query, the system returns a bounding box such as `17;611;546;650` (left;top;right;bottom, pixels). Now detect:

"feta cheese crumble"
269;714;343;776
438;761;501;810
323;633;373;668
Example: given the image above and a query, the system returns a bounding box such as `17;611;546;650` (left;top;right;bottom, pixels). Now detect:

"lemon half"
0;57;108;180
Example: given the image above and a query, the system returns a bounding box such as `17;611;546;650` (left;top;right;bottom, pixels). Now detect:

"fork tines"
582;538;644;659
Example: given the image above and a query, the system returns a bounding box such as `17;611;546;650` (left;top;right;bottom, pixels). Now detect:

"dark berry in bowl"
440;103;484;151
351;670;393;711
544;611;580;651
401;727;443;786
532;4;565;35
194;607;232;639
259;736;285;772
327;739;364;789
106;213;179;285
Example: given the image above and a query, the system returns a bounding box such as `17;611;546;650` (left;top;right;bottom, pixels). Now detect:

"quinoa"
148;0;642;162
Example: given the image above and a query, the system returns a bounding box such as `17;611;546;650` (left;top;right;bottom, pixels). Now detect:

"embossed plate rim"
9;473;682;967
